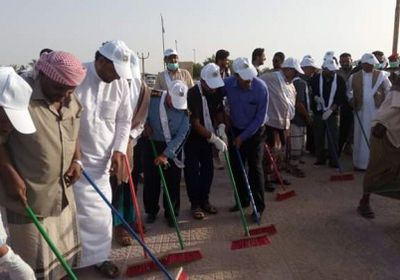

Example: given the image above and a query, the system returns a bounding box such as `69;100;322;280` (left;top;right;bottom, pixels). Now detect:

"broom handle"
264;144;286;191
233;147;261;225
25;206;77;280
123;155;147;259
354;111;371;150
223;151;250;236
324;118;344;173
82;170;174;280
149;140;185;250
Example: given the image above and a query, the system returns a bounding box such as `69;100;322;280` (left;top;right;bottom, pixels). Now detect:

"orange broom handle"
264;144;286;191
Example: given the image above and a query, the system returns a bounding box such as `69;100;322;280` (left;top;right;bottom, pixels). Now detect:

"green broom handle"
223;151;250;237
25;206;78;280
149;139;185;250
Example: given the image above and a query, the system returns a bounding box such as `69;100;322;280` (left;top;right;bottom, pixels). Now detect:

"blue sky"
0;0;396;73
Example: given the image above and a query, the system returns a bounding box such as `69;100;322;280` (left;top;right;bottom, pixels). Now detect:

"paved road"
75;154;400;280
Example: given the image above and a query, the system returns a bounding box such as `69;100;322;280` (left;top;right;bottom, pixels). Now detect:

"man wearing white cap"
73;40;134;277
311;56;347;167
154;48;194;91
260;58;302;185
0;67;36;280
300;55;319;155
347;53;391;170
143;80;190;226
224;57;268;220
184;63;226;219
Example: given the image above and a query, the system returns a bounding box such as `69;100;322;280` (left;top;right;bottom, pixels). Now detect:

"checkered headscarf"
36;51;86;86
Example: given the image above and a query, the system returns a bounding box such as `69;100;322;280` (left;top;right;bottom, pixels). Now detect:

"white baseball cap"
200;63;224;89
361;53;380;66
0;67;36;134
99;40;133;79
300;55;318;68
164;48;178;57
281;57;304;74
169;80;188;110
323;51;335;61
232;57;257;80
322;57;339;71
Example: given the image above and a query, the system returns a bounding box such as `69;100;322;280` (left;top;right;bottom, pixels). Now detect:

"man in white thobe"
347;53;391;170
74;40;134;278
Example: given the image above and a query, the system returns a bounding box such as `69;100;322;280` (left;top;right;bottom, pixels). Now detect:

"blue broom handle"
82;170;174;280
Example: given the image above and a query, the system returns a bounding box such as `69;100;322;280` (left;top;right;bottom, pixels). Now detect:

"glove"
208;133;227;152
216;123;228;145
314;96;323;105
0;247;36;280
322;109;333;120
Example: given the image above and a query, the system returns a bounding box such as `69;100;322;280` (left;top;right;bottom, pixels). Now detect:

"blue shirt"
223;76;268;141
147;96;190;159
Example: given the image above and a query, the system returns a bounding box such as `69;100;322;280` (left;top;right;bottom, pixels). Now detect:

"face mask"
167;62;179;71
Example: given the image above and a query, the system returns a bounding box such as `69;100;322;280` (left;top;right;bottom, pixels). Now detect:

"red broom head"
249;224;277;236
175;267;189;280
275;190;296;201
330;174;354;181
230;235;271;250
164;249;203;265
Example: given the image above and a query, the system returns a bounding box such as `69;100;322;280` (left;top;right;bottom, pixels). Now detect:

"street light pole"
175;40;178;52
393;0;400;53
138;52;150;78
193;49;196;63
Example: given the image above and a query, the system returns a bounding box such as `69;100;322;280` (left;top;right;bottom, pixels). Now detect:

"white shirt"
75;62;133;174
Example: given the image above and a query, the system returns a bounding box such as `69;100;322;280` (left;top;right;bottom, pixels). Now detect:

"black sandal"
357;205;375;219
202;203;218;214
96;261;119;279
192;208;205;220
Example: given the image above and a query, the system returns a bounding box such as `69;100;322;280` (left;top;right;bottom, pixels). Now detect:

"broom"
127;140;202;275
324;119;354;181
264;144;296;201
232;146;277;236
123;155;147;258
223;151;274;250
82;169;180;280
25;205;78;280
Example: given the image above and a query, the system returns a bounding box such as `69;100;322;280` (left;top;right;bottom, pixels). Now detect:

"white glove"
216;123;228;145
208;133;227;152
0;247;36;280
314;96;323;105
322;109;333;120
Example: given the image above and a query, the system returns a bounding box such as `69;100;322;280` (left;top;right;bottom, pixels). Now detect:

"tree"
192;63;202;79
203;55;216;66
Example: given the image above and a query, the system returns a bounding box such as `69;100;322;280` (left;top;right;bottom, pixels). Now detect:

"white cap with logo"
164;48;178;57
300;55;318;68
281;57;305;74
0;67;36;134
99;40;133;79
361;53;380;66
322;57;340;71
200;63;224;89
232;57;257;80
169;80;188;110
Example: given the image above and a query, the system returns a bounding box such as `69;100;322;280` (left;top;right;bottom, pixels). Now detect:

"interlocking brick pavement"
2;154;400;279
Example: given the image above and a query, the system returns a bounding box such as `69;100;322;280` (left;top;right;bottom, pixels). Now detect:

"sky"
0;0;397;73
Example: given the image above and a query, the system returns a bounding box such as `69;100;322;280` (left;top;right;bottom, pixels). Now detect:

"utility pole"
137;52;150;78
393;0;400;53
160;14;166;69
175;40;178;52
193;49;196;63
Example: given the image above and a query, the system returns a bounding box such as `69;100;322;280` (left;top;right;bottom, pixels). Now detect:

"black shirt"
187;84;224;143
310;73;347;115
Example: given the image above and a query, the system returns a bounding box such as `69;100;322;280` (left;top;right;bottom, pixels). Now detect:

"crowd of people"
0;40;399;279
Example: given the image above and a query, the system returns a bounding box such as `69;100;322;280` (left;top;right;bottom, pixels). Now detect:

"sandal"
202;203;218;214
114;226;133;247
192;208;205;220
96;261;120;279
357;205;375;219
288;165;306;178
